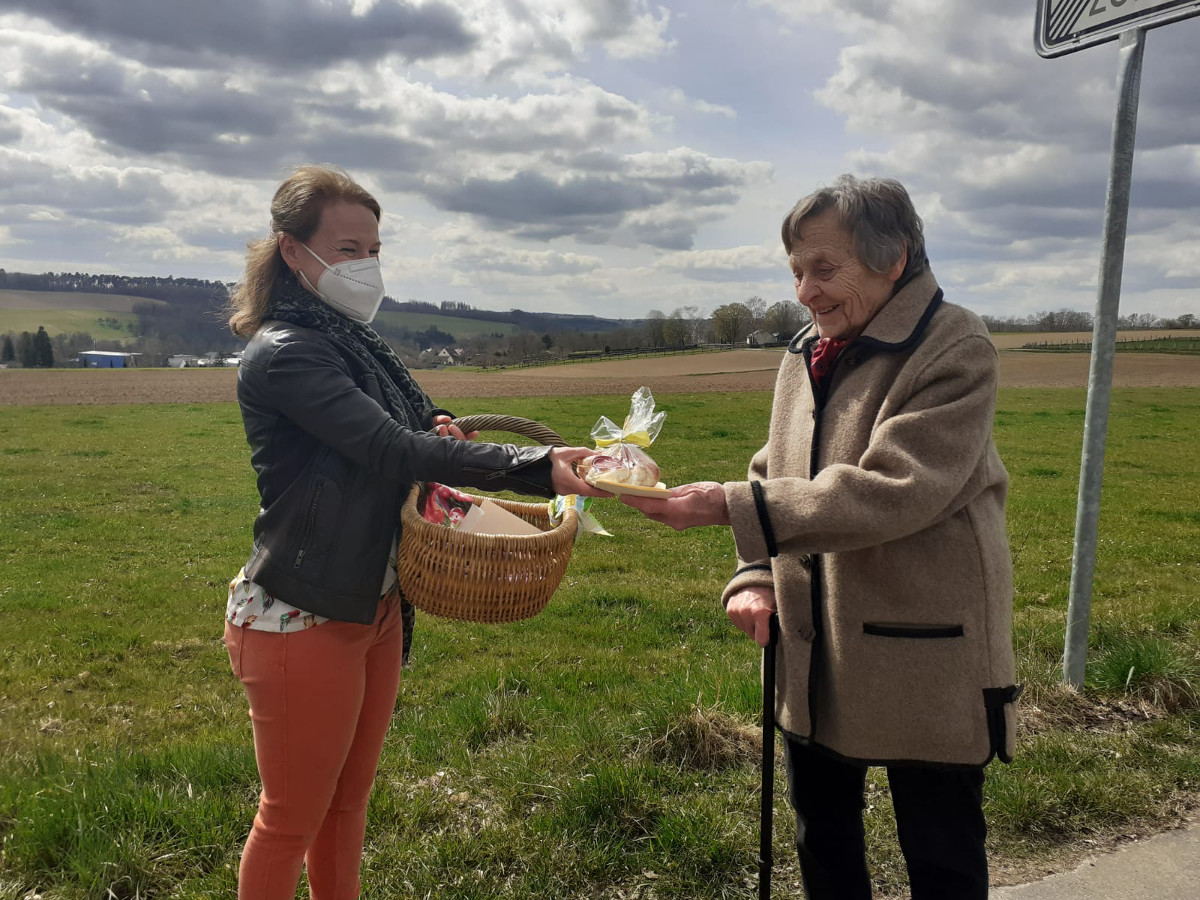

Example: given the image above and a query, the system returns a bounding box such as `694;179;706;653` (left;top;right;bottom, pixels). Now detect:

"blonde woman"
225;165;602;899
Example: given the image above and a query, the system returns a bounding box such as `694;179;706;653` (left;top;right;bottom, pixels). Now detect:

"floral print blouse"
226;534;399;632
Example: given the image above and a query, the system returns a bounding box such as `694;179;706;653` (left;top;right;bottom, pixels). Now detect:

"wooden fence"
1020;335;1200;354
487;344;739;370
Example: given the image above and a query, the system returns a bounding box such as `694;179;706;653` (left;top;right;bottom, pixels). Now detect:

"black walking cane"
759;613;780;900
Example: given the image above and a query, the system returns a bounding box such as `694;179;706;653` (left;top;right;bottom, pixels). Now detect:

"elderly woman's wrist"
713;485;732;526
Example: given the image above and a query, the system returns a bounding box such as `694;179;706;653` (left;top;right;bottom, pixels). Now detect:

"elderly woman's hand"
726;586;777;647
618;481;730;530
432;414;479;441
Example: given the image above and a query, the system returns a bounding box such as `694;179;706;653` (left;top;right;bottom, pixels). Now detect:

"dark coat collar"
788;267;944;355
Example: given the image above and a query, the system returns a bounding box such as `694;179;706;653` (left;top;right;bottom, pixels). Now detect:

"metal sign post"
1033;0;1200;689
1062;28;1145;689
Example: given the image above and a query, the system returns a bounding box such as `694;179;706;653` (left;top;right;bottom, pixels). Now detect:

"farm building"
166;352;242;367
78;350;142;368
746;329;780;347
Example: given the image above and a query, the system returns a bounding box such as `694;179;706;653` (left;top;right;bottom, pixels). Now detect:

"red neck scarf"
809;337;850;386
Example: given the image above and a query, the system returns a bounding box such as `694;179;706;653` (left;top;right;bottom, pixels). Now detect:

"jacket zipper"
294;481;324;568
481;456;540;479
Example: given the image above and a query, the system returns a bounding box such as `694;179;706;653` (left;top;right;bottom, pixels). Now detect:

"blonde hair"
229;165;382;337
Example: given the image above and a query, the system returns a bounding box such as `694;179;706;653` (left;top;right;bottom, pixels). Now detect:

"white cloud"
436;243;604;277
751;0;1200;317
666;87;736;118
655;243;781;281
0;1;1196;321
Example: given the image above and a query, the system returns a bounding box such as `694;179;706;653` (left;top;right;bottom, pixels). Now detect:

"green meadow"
1;389;1197;898
0;290;164;343
0;309;140;342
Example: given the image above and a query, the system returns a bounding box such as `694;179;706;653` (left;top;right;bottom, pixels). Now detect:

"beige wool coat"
722;268;1019;767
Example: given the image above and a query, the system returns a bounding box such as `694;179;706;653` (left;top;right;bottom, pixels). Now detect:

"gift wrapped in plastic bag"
576;386;666;488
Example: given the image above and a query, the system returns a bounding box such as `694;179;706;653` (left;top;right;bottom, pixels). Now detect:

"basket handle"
450;414;569;448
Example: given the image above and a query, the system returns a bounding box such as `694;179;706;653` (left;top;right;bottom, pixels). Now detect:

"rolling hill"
372;308;519;338
0;289;167;342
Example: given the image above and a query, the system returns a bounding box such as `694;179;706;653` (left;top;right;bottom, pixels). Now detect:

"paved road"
990;822;1200;899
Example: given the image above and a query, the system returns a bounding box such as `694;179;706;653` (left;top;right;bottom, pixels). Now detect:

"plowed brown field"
2;343;1198;406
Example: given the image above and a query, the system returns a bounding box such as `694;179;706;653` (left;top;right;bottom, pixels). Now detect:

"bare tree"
709;302;752;344
1118;312;1160;330
645;309;667;347
745;295;768;331
677;305;706;345
663;309;688;347
507;332;543;360
765;299;807;338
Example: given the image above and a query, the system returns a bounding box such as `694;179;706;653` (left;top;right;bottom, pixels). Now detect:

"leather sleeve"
255;334;555;497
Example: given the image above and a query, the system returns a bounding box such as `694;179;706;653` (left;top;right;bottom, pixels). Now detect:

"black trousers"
782;735;988;900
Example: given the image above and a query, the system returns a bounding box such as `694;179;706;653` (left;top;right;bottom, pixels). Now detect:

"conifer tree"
32;326;54;367
0;334;14;364
17;331;34;368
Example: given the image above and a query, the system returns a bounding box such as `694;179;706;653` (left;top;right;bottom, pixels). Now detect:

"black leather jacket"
237;321;555;624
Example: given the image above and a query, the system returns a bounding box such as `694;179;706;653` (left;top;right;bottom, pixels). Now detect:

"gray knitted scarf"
267;272;433;433
266;272;423;664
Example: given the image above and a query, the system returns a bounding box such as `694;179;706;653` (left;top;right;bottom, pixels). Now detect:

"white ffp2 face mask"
298;243;386;324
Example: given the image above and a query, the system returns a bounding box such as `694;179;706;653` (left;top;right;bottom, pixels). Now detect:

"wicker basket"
397;414;579;623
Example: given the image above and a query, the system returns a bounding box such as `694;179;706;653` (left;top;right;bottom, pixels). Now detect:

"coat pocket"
292;474;343;569
862;622;964;639
983;684;1023;764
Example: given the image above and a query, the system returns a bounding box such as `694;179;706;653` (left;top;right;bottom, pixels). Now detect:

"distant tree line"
372;322;458;349
386;298;634;334
0;269;230;306
1;268;237;361
981;309;1197;332
5;267;1195;368
1;327;55;367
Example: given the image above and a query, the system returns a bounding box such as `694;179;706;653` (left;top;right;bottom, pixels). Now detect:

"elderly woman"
225;164;602;900
623;175;1018;899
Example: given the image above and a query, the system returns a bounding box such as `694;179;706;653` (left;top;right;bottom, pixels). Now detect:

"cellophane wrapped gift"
582;386;666;488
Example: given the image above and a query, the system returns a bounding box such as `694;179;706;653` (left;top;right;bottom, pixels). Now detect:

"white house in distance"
746;329;778;347
418;346;464;366
166;351;242;367
77;350;142;368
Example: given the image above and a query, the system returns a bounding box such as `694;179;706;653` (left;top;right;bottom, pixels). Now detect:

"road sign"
1037;0;1200;692
1035;0;1200;57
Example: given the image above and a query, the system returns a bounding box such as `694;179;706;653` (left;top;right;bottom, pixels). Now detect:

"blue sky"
0;0;1197;321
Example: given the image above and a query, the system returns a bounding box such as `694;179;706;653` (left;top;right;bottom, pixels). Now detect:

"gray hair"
781;174;927;283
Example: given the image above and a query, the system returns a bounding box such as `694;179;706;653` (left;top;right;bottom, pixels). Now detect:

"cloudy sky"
1;0;1198;321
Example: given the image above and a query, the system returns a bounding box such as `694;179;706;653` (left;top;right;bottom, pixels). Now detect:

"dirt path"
2;348;1199;405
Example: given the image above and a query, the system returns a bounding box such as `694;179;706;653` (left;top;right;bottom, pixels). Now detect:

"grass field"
374;309;520;338
0;289;167;343
1021;336;1200;354
0;390;1197;898
0;290;164;313
0;309;140;342
0;299;517;348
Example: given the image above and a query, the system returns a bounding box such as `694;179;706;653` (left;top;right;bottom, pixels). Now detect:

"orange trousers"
225;592;403;900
